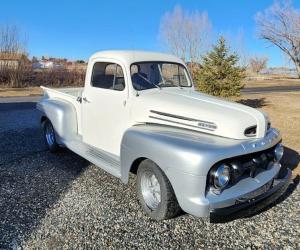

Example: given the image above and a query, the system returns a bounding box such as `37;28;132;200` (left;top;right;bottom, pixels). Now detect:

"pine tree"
195;37;245;97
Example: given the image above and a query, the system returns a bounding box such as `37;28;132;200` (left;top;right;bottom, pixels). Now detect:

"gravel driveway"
0;97;299;249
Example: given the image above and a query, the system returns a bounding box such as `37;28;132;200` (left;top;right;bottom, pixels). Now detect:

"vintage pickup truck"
37;50;291;220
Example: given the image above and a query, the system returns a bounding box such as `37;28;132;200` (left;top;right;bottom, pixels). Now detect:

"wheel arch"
119;125;211;216
128;156;180;203
120;125;203;183
129;157;147;175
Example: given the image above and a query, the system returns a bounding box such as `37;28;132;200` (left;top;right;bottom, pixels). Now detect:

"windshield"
130;62;192;90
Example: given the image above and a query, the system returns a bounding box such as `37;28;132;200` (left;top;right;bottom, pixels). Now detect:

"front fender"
120;124;281;183
120;124;281;217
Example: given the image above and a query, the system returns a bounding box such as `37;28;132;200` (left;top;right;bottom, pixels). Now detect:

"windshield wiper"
137;73;161;90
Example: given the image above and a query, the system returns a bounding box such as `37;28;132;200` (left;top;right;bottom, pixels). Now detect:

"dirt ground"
237;92;300;176
0;87;42;97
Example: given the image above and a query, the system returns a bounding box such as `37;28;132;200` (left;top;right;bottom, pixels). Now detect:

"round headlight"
274;143;284;161
212;164;231;189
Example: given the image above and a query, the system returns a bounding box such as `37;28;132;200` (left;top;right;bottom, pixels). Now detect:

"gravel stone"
0;97;299;249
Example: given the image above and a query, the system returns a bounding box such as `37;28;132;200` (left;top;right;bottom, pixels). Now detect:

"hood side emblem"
149;110;217;131
198;122;217;130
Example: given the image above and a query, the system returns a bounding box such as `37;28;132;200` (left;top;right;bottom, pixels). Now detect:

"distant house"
32;58;66;70
0;52;28;69
32;60;54;69
32;57;86;71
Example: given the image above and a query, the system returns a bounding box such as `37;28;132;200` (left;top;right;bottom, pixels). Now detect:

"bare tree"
0;24;26;54
0;24;28;87
160;5;211;74
222;30;250;67
234;30;250;68
249;56;269;74
256;0;300;77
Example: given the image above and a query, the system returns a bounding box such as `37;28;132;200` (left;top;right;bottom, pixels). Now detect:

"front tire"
137;159;181;220
42;119;59;153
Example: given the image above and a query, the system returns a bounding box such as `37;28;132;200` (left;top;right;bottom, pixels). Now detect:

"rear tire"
137;159;181;220
42;119;59;153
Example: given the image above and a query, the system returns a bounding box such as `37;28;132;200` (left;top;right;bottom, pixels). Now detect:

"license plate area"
236;179;274;203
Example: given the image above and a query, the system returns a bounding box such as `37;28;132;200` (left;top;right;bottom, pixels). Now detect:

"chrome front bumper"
210;167;292;216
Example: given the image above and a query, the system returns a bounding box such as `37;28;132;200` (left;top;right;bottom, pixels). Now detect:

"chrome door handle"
82;97;90;103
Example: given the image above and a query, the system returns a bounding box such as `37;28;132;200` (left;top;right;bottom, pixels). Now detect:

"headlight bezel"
274;143;284;162
210;163;231;190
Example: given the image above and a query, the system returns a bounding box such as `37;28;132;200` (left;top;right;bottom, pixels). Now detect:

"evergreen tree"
195;37;245;97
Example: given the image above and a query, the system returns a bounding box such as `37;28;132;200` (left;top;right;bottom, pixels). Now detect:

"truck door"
81;60;129;156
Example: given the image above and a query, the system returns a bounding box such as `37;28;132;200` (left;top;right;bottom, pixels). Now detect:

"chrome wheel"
137;159;181;220
140;171;161;209
45;122;55;146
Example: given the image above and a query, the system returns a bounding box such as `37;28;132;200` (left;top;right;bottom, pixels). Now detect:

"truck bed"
41;86;83;99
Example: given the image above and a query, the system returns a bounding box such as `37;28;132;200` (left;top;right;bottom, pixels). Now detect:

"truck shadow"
237;97;268;108
0;137;90;248
0;101;90;248
281;146;300;172
210;146;299;224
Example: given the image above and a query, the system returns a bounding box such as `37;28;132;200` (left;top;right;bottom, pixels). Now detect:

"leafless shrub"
249;56;269;74
0;67;86;88
256;0;300;77
32;69;85;87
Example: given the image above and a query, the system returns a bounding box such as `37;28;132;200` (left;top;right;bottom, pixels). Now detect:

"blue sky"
1;0;299;67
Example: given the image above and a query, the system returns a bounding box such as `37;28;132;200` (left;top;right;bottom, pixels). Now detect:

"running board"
65;139;121;178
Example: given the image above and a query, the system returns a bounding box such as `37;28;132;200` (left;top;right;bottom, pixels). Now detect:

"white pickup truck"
37;50;291;220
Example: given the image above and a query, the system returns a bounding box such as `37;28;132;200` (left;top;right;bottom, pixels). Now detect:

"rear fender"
37;98;78;142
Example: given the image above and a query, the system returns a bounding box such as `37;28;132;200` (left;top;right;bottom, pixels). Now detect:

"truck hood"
131;88;268;140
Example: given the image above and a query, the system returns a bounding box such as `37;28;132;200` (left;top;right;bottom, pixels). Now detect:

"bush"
195;37;246;97
0;67;85;88
29;69;85;87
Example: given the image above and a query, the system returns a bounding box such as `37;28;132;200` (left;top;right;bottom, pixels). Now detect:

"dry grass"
238;92;300;177
244;78;300;88
0;87;42;97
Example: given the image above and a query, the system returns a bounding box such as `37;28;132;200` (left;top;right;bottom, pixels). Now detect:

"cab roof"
89;50;184;65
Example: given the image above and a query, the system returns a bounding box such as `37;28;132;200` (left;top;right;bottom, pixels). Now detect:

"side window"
91;62;125;91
